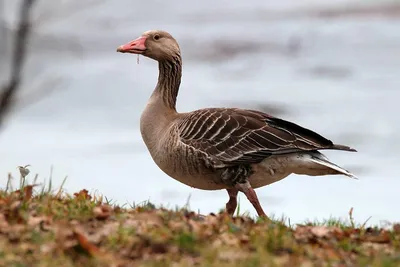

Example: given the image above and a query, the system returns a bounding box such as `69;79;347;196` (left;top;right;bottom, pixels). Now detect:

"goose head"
116;30;180;61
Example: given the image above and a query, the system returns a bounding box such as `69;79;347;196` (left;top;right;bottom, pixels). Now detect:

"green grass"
1;169;400;266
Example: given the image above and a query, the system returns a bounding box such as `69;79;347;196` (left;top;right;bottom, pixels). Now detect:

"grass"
1;169;400;266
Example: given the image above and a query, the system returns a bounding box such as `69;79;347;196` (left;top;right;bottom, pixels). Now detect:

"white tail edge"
309;155;358;180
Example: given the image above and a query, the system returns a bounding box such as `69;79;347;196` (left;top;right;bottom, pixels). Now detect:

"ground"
0;173;399;267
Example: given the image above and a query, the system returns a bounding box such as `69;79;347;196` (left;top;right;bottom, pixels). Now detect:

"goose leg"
235;181;268;219
226;188;238;216
220;165;269;218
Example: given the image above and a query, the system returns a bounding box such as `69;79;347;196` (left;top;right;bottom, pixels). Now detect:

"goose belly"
249;155;294;188
148;145;226;191
161;168;226;190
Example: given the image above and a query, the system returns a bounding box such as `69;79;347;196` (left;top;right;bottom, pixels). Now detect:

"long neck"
154;54;182;111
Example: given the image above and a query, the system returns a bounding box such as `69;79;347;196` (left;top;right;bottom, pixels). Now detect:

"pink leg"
226;188;238;216
235;182;269;219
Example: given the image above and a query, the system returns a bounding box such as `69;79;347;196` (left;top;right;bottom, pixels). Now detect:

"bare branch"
0;0;37;128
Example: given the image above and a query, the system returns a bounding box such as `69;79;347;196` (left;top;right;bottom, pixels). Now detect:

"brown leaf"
88;222;119;244
11;184;38;201
294;226;346;244
71;228;121;265
393;223;400;234
150;243;168;254
9;200;22;210
310;226;342;239
22;185;34;201
205;214;219;227
310;226;332;238
54;224;76;250
324;248;340;261
188;219;203;235
28;215;51;228
132;212;164;227
5;200;25;224
6;224;25;242
212;232;239;247
73;230;99;256
168;220;188;233
294;226;313;242
272;255;291;266
364;230;391;244
217;249;249;261
360;242;395;256
239;235;250;245
93;205;112;220
40;242;57;254
73;189;91;200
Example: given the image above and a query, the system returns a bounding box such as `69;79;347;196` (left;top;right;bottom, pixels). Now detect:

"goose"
116;30;357;219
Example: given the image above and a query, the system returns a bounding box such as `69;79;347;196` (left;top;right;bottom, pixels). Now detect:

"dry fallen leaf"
239;235;250;245
361;242;395;256
12;184;38;201
73;189;91;200
188;219;203;235
27;215;50;227
324;248;340;261
363;230;391;244
310;226;340;238
168;220;188;233
0;214;9;229
294;226;312;241
22;185;34;200
212;232;239;247
393;223;400;234
73;230;100;256
88;222;119;244
273;255;291;266
40;242;57;254
217;249;249;262
6;224;26;242
93;205;112;220
295;225;343;243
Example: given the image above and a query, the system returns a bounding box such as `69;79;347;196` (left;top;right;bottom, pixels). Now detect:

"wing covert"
178;108;336;168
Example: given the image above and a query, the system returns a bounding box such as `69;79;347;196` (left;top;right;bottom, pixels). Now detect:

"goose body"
117;30;357;218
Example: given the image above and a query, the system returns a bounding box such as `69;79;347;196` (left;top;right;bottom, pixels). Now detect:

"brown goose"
116;30;357;218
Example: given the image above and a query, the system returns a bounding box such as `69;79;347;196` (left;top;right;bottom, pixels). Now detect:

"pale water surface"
0;0;399;225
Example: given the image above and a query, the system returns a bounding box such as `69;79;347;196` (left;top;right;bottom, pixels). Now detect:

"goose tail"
293;151;358;179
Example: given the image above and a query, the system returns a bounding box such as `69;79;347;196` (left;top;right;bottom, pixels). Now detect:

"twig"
0;0;37;128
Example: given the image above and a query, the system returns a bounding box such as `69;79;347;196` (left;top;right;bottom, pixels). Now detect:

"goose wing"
177;108;355;168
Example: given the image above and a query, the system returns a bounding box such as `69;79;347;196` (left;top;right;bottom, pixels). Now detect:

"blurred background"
0;0;399;225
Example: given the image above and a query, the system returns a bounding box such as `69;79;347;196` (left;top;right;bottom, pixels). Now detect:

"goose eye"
154;34;160;41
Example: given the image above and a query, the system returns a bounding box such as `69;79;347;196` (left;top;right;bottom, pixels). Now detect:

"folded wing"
177;108;355;168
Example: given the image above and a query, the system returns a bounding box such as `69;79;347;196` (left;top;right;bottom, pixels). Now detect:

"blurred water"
1;0;399;225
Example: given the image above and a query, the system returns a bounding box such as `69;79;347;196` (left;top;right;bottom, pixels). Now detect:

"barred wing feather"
177;108;356;168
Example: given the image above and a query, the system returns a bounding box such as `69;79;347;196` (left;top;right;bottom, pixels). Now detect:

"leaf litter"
0;176;399;266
